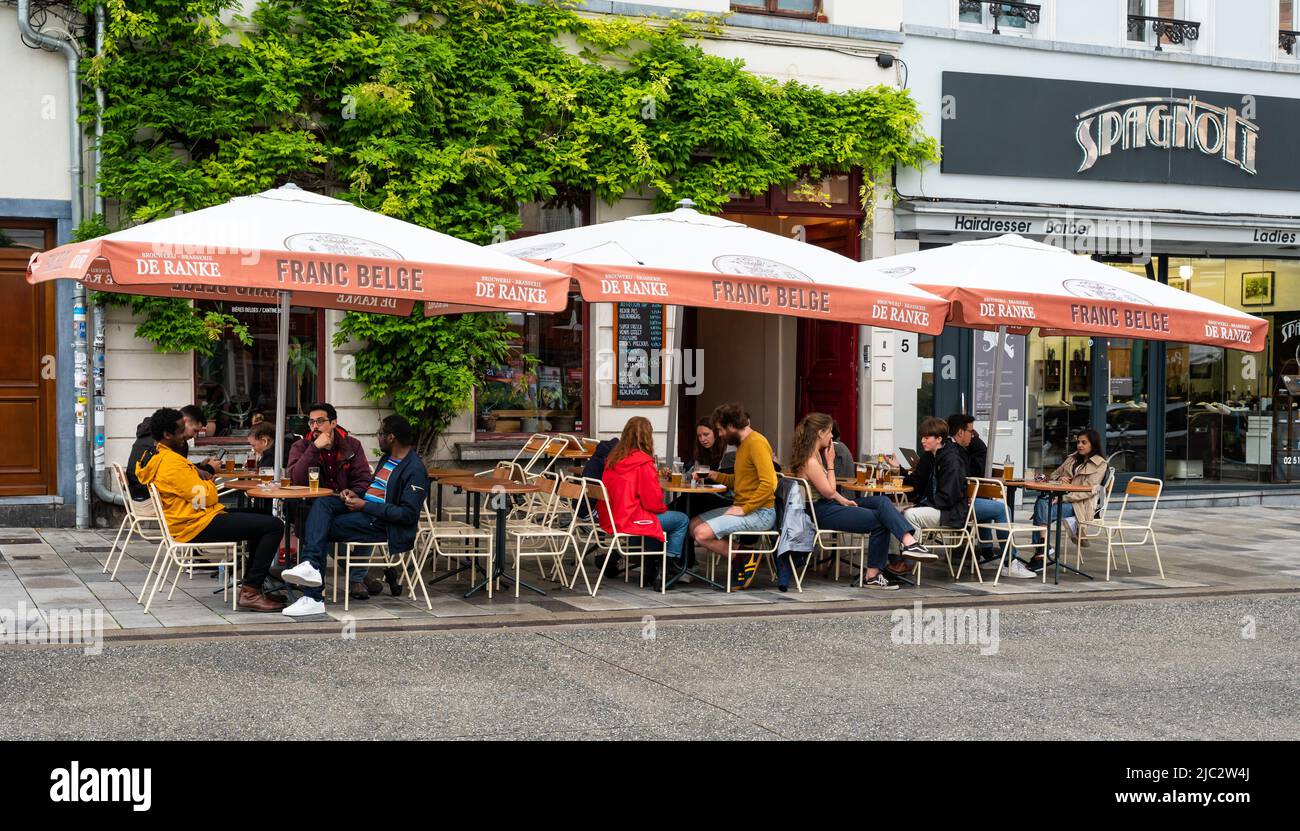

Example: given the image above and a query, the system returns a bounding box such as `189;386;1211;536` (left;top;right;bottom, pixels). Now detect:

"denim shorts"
700;506;776;538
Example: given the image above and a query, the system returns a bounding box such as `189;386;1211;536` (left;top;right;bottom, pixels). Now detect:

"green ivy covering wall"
81;0;938;450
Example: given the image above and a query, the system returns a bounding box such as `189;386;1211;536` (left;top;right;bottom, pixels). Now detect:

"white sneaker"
281;560;322;587
282;595;326;618
1006;560;1037;579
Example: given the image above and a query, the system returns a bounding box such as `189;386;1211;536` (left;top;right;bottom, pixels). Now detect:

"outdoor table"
243;484;334;601
426;467;472;521
440;476;542;598
1010;480;1094;584
659;479;730;590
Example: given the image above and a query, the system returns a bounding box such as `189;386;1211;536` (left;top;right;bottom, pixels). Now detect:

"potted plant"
512;354;542;432
286;336;317;422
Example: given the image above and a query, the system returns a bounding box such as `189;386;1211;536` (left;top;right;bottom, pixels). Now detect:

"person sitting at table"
597;416;689;588
947;412;1016;566
689;402;777;587
791;413;934;591
1030;428;1108;568
282;414;428;614
671;418;733;518
247;421;279;470
134;408;286;612
903;416;1037;579
285;402;376;594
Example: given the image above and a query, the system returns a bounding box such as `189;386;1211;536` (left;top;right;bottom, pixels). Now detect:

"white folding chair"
966;478;1047;585
331;539;409;612
574;478;652;596
1076;476;1165;581
410;502;495;601
105;463;163;581
1068;465;1116;566
908;483;977;584
781;474;861;591
142;484;241;612
506;475;580;596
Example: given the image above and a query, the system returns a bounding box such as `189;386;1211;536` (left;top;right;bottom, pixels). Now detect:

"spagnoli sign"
940;73;1300;191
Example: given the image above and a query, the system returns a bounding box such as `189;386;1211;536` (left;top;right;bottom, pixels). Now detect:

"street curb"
39;583;1300;648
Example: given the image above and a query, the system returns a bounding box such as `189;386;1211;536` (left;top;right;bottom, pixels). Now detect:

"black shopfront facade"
898;72;1300;488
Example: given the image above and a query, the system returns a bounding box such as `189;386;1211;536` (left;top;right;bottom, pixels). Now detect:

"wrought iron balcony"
958;1;1042;36
1127;14;1201;51
1282;29;1299;56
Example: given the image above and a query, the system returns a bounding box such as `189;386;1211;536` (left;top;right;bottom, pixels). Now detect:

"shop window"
0;224;47;250
477;198;588;437
1127;0;1199;51
731;1;824;21
194;302;322;438
1281;0;1298;58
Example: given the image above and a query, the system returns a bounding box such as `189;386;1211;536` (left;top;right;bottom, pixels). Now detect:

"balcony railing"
1282;29;1299;56
958;1;1041;35
1127;14;1201;51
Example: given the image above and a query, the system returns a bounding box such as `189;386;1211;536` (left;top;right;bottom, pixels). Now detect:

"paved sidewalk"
0;505;1297;637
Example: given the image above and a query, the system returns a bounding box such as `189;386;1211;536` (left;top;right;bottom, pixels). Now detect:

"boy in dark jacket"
281;414;428;615
903;417;969;530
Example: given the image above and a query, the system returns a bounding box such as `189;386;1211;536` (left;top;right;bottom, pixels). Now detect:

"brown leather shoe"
237;585;285;612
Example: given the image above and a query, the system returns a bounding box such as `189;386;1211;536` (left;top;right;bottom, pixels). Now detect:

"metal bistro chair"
966;477;1047;586
575;478;653;595
908;482;978;585
142;484;242;612
1067;465;1116;566
781;474;861;591
506;474;580;597
1076;476;1165;581
105;463;163;582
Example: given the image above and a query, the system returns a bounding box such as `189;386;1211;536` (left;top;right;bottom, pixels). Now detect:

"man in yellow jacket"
135;408;285;612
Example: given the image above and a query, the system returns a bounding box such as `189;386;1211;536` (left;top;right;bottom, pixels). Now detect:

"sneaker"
281;595;326;618
863;572;900;591
901;541;937;561
1006;560;1037;579
281;560;323;588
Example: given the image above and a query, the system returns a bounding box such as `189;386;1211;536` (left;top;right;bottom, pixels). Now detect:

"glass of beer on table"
258;467;274;489
223;457;235;474
670;461;683;486
245;454;257;472
855;463;867;485
308;466;320;492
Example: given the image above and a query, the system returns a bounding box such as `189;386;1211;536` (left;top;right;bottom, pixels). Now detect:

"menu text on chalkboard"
614;303;666;406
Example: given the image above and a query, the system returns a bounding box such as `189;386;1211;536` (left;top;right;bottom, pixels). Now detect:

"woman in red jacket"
600;417;689;586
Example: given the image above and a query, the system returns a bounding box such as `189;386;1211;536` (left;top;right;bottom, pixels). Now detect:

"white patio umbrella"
489;199;952;462
28;184;575;479
856;234;1269;474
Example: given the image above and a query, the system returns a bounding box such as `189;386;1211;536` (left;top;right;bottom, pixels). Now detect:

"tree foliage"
80;0;939;446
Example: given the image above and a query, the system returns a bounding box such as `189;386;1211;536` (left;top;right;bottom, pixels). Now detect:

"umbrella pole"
984;325;1007;477
665;304;685;465
274;291;291;481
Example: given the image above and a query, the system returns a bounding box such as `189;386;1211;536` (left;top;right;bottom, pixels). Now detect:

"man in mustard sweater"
135;408;286;612
690;402;777;583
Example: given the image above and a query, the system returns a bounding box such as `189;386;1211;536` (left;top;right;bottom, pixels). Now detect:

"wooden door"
795;218;860;452
0;222;58;496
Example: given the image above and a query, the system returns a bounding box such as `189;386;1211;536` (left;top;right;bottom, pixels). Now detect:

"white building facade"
885;0;1300;489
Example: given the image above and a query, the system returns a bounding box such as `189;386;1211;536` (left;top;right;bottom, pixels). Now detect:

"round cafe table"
838;481;916;584
440;476;542;598
1009;480;1094;584
426;467;473;521
237;482;334;601
660;479;731;590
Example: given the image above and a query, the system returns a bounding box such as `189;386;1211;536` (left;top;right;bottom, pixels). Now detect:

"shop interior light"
1178;264;1194;280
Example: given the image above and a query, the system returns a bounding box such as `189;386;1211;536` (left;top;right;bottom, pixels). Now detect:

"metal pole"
273;291;291;481
664;304;685;465
984;325;1007;477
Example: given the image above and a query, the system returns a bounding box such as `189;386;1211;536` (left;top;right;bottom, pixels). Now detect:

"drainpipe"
89;6;121;508
17;0;90;527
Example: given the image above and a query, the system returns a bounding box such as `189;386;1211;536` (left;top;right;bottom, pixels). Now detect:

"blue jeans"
973;497;1017;556
301;495;385;599
1031;497;1075;547
633;511;689;559
813;496;916;571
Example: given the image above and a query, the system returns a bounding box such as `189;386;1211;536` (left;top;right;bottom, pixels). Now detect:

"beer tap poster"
939;72;1300;191
613;302;666;406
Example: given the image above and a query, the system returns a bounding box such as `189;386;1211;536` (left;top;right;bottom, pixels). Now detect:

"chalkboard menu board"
614;302;666;406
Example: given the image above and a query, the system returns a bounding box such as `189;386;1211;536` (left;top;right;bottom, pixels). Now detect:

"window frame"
730;1;826;22
1125;0;1203;53
1278;0;1299;61
955;1;1046;39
